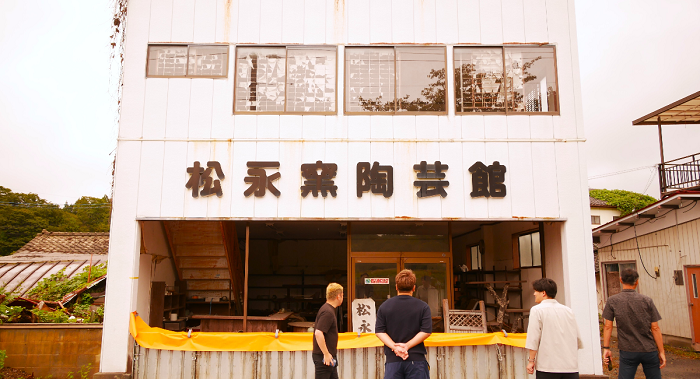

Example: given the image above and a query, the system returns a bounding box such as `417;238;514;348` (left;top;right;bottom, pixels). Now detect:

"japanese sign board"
351;298;376;334
185;160;506;199
364;278;389;285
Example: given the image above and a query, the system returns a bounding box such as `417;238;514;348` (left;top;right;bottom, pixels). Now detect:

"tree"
589;189;657;217
0;187;111;255
64;196;111;232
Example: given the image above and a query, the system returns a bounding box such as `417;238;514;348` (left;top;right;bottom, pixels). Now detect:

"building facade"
593;192;700;349
102;0;602;376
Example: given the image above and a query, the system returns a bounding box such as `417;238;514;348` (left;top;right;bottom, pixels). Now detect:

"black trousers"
536;371;579;379
312;353;339;379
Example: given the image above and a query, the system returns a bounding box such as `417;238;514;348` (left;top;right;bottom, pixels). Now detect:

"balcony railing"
659;152;700;196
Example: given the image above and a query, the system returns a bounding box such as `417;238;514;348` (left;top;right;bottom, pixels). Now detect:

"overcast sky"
1;0;699;205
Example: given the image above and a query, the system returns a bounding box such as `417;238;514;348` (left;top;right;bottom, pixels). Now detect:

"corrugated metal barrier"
134;344;529;379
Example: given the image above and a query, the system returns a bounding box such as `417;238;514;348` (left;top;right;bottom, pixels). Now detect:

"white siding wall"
104;0;600;375
591;207;621;228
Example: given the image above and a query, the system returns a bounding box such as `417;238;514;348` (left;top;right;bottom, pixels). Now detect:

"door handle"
691;303;694;306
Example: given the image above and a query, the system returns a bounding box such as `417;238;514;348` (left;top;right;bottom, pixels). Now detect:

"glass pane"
605;263;620;273
187;45;228;77
345;48;395;112
519;234;533;267
532;232;541;266
286;48;336;112
352;235;449;252
355;262;397;309
471;246;479;270
693;274;698;298
396;47;446;112
454;47;505;112
147;45;187;77
405;263;447;318
505;47;558;113
235;47;286;112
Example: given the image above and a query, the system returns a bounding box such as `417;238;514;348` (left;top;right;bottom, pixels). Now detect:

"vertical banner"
351;298;376;334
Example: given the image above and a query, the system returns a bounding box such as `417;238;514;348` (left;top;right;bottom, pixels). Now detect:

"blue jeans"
618;351;661;379
385;360;429;379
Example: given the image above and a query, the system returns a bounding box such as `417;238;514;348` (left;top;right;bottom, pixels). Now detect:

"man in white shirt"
525;278;583;379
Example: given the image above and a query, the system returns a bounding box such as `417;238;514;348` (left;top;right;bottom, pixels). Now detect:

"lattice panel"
448;311;484;331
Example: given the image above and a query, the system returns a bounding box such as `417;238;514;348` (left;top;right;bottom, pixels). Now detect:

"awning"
633;91;700;125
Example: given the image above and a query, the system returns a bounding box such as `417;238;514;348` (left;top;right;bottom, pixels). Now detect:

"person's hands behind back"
393;343;409;360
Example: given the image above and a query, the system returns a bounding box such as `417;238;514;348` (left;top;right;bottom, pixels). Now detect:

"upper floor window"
591;215;601;225
147;44;228;78
345;47;447;115
234;46;337;114
454;46;558;114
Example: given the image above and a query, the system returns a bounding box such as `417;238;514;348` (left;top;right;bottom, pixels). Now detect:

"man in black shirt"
312;283;344;379
375;269;432;379
602;268;665;379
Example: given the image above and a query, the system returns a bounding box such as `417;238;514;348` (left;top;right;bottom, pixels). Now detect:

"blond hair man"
312;283;344;379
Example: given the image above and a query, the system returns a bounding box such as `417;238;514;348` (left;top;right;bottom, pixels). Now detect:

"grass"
664;345;700;360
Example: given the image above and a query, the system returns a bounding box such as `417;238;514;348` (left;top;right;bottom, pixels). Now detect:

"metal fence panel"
134;344;529;379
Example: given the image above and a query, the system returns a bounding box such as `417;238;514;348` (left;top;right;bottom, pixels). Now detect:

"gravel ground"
604;336;700;379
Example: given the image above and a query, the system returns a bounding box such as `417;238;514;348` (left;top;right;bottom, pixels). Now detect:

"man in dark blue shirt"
375;269;432;379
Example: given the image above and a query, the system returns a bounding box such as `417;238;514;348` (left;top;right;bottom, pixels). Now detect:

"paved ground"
604;336;700;379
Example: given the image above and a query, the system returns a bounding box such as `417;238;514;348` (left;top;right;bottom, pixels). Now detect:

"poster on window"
352;298;376;334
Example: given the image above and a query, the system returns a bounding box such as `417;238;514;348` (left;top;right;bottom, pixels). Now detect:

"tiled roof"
589;196;616;208
14;230;109;256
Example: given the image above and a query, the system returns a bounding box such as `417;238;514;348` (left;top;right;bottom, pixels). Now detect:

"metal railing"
659;152;700;196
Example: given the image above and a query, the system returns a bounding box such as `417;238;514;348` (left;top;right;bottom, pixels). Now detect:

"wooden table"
193;312;293;332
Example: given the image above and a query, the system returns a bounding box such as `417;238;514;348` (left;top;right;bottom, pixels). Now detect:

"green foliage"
30;309;71;323
0;304;25;325
77;362;92;379
71;304;104;323
0;349;6;370
27;264;107;302
63;196;111;232
0;187;111;256
590;189;657;216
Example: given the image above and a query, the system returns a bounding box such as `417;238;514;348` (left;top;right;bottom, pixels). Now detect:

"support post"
658;116;667;195
243;223;250;332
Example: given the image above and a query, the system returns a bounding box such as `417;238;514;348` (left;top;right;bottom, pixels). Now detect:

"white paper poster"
351;298;376;334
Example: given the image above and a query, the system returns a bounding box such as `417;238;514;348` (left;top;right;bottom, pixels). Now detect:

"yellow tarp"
130;312;526;352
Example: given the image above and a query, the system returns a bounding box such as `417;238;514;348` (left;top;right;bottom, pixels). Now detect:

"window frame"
233;45;339;115
344;45;448;116
591;215;601;225
516;230;542;268
453;45;560;116
146;44;229;79
601;261;638;301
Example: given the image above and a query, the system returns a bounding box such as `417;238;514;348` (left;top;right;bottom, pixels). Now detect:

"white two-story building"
100;0;602;377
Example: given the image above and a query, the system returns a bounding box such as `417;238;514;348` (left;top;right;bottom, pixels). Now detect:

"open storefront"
139;219;554;335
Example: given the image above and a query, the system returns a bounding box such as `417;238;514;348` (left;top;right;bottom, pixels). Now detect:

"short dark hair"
620;268;639;285
396;269;416;292
533;278;557;298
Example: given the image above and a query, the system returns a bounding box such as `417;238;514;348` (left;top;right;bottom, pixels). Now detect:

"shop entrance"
351;255;450;330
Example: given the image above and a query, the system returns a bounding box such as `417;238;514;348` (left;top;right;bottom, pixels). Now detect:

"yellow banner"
130;313;526;352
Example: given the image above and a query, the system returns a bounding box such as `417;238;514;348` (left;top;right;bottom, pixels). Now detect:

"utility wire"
588;165;656;180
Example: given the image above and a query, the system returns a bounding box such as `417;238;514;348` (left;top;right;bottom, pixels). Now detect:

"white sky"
0;0;699;205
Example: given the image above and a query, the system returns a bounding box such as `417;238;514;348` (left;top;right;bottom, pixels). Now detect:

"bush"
27;264;107;302
30;309;71;323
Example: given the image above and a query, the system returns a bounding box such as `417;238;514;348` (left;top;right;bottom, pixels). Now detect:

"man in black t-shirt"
375;269;432;379
312;283;344;379
602;268;665;379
